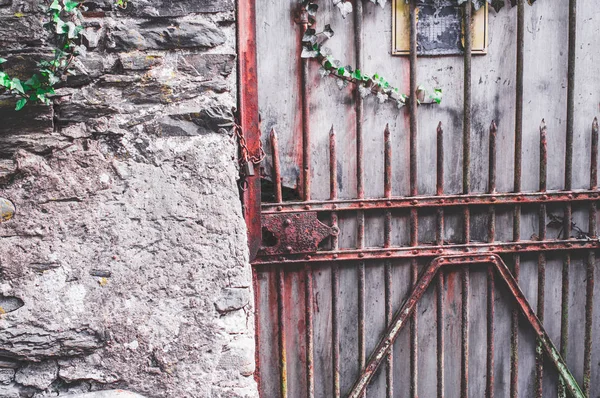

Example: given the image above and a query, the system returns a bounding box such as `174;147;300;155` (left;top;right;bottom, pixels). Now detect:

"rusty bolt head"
412;250;418;255
359;203;365;208
386;201;392;207
304;205;311;210
491;197;497;202
465;198;470;203
285;246;293;252
411;200;418;205
306;255;312;260
567;194;573;199
284;219;292;227
277;206;283;211
516;245;523;250
386;251;392;256
541;195;548;200
437;249;443;254
332;204;338;209
440;199;445;204
358;252;365;258
333;254;339;259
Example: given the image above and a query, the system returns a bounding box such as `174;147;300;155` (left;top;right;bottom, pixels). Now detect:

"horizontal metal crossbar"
261;190;599;214
252;239;599;266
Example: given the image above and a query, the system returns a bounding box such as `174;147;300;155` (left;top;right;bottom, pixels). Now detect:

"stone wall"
0;1;258;397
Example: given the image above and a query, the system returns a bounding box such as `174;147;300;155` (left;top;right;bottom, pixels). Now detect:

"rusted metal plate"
260;212;337;256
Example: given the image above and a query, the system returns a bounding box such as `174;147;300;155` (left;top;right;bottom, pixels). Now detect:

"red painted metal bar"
436;122;445;398
261;190;600;213
346;254;586;398
253;239;599;266
305;264;314;398
583;118;598;395
237;0;261;261
331;263;341;398
409;2;419;396
271;129;283;203
385;261;393;398
277;267;288;398
461;5;472;396
300;8;311;202
535;120;548;398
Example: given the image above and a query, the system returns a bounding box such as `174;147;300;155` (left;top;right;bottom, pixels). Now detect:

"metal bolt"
284;219;291;227
386;251;392;257
333;254;339;259
277;206;283;211
332;204;338;209
411;200;418;205
304;205;311;210
285;246;293;252
386;201;392;207
358;252;365;258
306;255;312;260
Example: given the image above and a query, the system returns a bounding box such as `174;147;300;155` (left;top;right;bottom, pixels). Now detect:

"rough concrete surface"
0;0;258;397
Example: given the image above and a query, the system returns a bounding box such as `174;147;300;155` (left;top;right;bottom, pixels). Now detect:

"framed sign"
392;0;488;56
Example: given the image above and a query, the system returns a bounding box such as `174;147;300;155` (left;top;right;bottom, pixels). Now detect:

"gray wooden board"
255;0;600;396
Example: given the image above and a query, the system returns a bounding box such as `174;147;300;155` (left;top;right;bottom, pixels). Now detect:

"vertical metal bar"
305;265;314;398
409;3;419;397
461;4;472;397
584;118;598;396
461;266;470;398
301;15;311;202
489;121;497;242
278;267;288;398
330;127;339;251
271;129;283;203
436;122;445;398
355;0;364;200
332;263;341;398
385;261;394;398
384;124;394;398
535;120;548;398
511;2;525;396
437;272;445;398
560;3;577;395
486;265;495;398
358;261;366;398
385;124;392;248
237;0;261;260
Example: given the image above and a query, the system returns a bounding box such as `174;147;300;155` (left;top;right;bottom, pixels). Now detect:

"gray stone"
118;0;234;16
178;54;236;79
111;20;226;51
118;52;163;71
14;360;58;389
0;198;15;223
66;391;146;398
0;368;15;385
0;295;23;313
215;288;251;314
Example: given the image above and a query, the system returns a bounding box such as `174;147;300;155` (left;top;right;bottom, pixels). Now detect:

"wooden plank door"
249;1;600;397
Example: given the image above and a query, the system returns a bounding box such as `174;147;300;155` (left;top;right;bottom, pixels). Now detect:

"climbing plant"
0;0;128;110
301;1;443;109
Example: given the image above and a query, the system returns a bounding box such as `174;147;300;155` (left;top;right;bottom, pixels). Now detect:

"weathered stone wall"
0;1;258;397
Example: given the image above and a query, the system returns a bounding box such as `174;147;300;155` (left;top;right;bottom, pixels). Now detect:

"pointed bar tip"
329;125;335;136
490;120;497;131
593;117;598;132
437;121;443;132
540;119;546;130
384;123;390;136
270;127;277;138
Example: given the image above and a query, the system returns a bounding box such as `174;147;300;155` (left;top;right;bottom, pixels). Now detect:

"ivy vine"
0;0;128;111
301;1;443;109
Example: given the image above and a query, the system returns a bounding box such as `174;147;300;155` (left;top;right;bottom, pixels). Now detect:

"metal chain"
234;123;265;191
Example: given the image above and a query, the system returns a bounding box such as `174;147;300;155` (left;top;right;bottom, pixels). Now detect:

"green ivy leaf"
0;58;7;64
63;0;79;12
15;98;27;111
49;0;62;11
11;78;25;94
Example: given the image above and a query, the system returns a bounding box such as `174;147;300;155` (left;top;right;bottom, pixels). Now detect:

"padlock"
244;161;255;176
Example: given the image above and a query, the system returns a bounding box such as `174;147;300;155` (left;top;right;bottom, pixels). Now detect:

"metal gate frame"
240;0;598;397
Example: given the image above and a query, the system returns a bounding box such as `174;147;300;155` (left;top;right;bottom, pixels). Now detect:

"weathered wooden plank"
312;264;333;398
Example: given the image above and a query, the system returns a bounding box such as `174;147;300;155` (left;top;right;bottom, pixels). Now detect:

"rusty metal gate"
238;0;600;397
